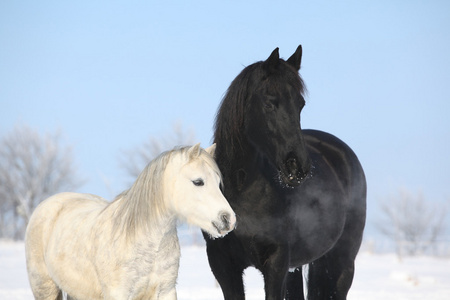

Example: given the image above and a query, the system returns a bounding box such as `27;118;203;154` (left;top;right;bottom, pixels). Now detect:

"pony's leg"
27;254;62;300
204;236;246;300
28;271;62;300
157;288;177;300
57;291;64;300
285;268;305;300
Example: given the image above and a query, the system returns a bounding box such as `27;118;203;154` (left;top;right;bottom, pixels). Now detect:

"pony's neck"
108;192;177;242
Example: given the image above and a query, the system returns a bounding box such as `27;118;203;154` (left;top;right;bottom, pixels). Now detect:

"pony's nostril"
219;212;231;231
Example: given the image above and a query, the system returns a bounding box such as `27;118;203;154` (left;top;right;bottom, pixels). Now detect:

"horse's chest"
234;180;348;264
289;193;347;260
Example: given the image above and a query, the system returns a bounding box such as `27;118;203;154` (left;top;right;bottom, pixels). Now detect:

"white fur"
25;144;235;300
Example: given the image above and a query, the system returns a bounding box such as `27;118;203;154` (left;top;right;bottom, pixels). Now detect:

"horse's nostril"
286;157;298;176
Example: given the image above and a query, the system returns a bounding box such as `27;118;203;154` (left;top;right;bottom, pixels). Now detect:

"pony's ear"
205;143;216;158
263;47;280;72
188;143;202;160
286;45;302;71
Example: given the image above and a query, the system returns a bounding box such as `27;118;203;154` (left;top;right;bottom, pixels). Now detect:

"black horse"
203;45;366;300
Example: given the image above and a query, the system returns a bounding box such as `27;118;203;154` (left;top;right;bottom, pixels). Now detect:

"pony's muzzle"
213;211;236;236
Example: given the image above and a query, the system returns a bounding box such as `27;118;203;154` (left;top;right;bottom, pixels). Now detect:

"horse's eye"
264;99;278;111
264;102;274;110
192;179;204;186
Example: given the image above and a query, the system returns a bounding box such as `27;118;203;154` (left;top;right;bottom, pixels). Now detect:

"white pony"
25;144;236;300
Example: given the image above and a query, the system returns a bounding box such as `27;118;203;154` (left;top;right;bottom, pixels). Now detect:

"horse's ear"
188;143;202;160
286;45;302;71
205;143;216;158
263;47;280;72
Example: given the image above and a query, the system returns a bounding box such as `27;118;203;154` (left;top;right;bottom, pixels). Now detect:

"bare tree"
120;122;197;180
0;124;83;239
376;188;447;257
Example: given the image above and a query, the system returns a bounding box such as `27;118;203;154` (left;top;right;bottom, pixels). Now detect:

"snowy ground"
1;240;449;300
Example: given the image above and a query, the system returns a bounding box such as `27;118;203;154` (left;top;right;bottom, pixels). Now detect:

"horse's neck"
216;142;263;190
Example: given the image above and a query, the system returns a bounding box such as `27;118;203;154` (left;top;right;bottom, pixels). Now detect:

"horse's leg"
307;251;355;300
285;268;305;300
306;210;365;300
207;249;246;300
261;245;291;300
204;236;247;300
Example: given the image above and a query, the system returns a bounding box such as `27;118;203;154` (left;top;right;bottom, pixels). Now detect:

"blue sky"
1;0;449;238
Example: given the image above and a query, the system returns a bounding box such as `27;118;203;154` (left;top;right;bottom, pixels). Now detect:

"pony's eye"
192;179;204;186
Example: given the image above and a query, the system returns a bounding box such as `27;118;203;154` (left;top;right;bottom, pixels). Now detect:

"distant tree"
120;122;197;180
0;125;83;240
376;188;447;257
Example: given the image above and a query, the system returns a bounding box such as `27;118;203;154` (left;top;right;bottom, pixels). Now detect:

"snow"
1;240;449;299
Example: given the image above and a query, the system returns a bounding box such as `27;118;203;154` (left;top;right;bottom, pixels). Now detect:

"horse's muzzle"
279;155;311;188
